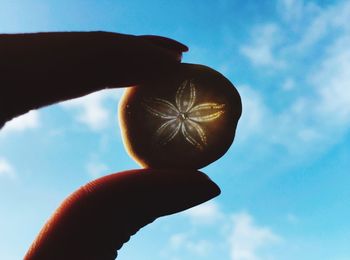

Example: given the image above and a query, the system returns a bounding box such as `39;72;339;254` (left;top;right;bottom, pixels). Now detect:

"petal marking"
142;98;178;119
181;123;204;150
186;120;207;145
189;103;225;122
155;119;181;145
190;103;225;113
175;80;196;112
190;111;225;122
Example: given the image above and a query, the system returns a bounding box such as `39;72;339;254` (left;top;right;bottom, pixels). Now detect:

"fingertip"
139;35;189;53
112;169;221;217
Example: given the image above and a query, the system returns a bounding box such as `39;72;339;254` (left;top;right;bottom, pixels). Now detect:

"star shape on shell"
142;80;225;150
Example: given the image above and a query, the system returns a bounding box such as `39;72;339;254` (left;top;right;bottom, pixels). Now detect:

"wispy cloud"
311;35;350;126
168;233;213;256
277;0;305;23
235;0;350;163
60;89;123;131
183;201;223;225
0;158;16;180
1;110;40;135
165;204;281;260
290;0;350;51
286;213;299;224
162;202;224;258
235;85;270;143
281;77;295;91
228;212;281;260
86;161;109;179
277;0;319;25
240;23;285;68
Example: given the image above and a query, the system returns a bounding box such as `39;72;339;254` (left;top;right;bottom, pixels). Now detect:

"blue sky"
1;0;350;259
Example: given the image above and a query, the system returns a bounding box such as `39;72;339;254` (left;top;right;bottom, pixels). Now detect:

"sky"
0;0;350;259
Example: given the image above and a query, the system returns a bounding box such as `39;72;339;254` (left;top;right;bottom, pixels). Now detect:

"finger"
138;35;188;61
0;32;186;123
25;169;220;260
102;33;186;87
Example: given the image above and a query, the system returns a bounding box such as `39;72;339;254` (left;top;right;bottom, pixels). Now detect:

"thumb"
25;169;220;260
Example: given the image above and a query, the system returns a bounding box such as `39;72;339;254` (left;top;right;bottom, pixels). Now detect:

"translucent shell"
119;63;242;169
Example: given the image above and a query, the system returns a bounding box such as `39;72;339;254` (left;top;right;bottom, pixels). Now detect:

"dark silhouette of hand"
0;32;220;259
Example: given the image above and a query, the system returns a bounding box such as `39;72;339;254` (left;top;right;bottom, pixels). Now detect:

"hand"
0;32;220;259
0;31;186;125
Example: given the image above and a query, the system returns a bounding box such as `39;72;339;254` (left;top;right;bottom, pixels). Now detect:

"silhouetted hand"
0;32;220;259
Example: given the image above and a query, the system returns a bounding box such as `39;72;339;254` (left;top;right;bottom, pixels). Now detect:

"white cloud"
293;1;350;51
235;0;350;161
165;204;282;260
169;233;188;249
242;0;350;69
186;239;213;256
235;85;270;143
61;89;123;131
0;158;16;180
295;11;328;51
286;213;298;224
240;23;285;68
163;204;220;258
1;110;40;134
168;233;213;256
281;77;295;91
277;0;305;22
228;212;281;260
86;161;109;179
311;35;350;126
277;0;321;34
183;201;223;224
270;34;350;153
297;128;321;142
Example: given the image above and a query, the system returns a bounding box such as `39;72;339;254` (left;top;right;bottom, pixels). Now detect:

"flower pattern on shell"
142;80;225;150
